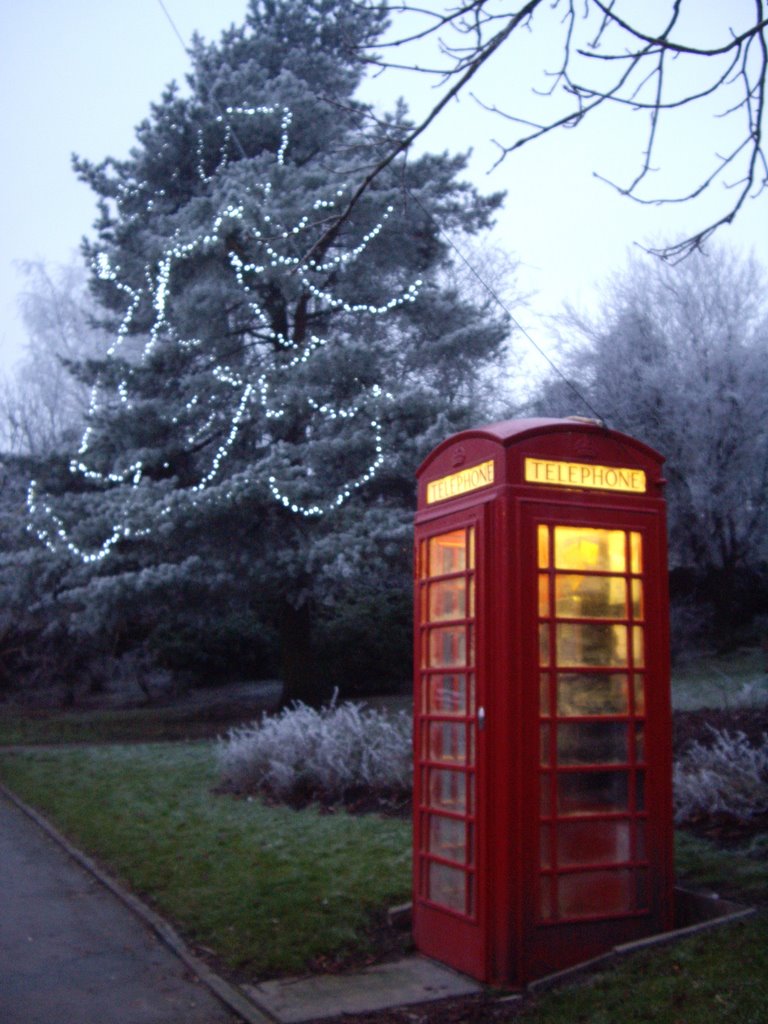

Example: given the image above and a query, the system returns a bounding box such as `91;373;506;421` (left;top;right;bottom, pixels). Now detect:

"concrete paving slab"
244;956;483;1023
0;791;240;1024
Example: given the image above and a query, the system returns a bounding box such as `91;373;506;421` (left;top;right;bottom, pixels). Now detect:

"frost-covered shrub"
673;727;768;824
216;695;412;806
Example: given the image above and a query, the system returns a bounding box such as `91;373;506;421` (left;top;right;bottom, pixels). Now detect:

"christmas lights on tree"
27;105;421;563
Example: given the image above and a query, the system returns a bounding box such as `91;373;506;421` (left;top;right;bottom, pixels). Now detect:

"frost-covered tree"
535;246;768;639
0;260;108;455
25;0;512;702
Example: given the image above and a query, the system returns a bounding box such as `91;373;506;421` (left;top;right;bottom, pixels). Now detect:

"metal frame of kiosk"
412;418;674;986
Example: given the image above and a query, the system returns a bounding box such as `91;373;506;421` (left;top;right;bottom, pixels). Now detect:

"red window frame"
414;522;479;920
535;520;650;924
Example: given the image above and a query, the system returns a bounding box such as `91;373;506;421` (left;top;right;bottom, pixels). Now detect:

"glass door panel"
417;524;477;919
554;575;627;618
537;521;647;922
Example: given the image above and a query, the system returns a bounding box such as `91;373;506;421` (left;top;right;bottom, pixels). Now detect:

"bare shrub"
216;695;411;807
673;728;768;825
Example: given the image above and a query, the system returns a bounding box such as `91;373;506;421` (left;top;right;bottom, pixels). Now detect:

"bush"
216;695;412;808
673;727;768;824
148;611;278;685
314;591;412;697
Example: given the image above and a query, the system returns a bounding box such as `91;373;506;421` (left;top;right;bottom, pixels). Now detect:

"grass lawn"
0;742;766;1022
0;685;280;746
2;651;767;1023
671;645;768;710
0;705;222;745
0;743;411;978
1;646;764;749
1;742;767;1020
514;912;768;1024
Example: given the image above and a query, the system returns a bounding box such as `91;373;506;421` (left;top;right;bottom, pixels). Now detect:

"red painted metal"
413;418;674;987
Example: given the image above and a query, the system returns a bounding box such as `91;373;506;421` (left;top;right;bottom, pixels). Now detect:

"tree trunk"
709;563;749;652
277;600;329;708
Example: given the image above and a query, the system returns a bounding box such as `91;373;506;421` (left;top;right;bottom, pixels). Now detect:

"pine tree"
27;0;511;703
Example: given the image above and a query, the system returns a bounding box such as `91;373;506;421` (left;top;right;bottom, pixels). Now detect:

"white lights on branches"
27;105;421;564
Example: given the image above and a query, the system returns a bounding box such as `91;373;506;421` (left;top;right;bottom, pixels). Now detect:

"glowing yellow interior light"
554;527;627;572
429;529;466;574
538;525;550;568
630;532;643;574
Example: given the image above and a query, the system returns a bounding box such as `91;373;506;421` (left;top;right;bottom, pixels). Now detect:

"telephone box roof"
417;417;664;477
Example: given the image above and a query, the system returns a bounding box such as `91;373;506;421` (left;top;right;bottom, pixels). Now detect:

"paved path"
0;785;484;1024
0;791;241;1024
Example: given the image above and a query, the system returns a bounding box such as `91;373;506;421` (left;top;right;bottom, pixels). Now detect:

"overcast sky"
2;0;766;382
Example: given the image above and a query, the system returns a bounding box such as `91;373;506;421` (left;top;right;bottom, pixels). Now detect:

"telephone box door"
515;501;673;977
413;508;490;979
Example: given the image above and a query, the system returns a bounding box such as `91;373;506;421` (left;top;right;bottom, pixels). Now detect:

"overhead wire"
402;185;608;426
153;0;609;431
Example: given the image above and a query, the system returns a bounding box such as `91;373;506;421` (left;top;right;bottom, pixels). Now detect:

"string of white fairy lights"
27;105;419;564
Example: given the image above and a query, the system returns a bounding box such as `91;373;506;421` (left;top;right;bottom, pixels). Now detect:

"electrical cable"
154;0;609;431
402;185;609;428
155;0;189;53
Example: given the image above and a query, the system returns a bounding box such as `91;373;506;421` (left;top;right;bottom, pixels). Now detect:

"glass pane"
428;674;467;714
631;579;644;620
558;771;629;815
556;623;628;666
540;673;551;715
636;770;645;811
428;626;467;667
429;579;466;621
428;769;468;812
540;772;552;815
554;574;627;619
429;530;466;575
468;528;475;570
634;676;645;714
538;574;550;616
539;624;550;666
554;527;626;572
468;577;475;618
633;626;645;668
428;861;466;913
540;824;551;868
429;815;467;862
557;869;633;918
630;532;642;574
636;820;646;860
556;673;629;716
540;723;551;765
557;722;628;765
428;721;467;763
538;525;550;568
635;722;645;762
557;820;631;866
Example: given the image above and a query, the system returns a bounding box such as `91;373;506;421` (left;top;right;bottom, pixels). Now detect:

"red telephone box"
413;418;674;987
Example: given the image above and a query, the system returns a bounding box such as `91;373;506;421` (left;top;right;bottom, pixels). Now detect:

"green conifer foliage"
27;0;511;702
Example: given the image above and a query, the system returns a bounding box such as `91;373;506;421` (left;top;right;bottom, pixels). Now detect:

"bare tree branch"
342;1;768;260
